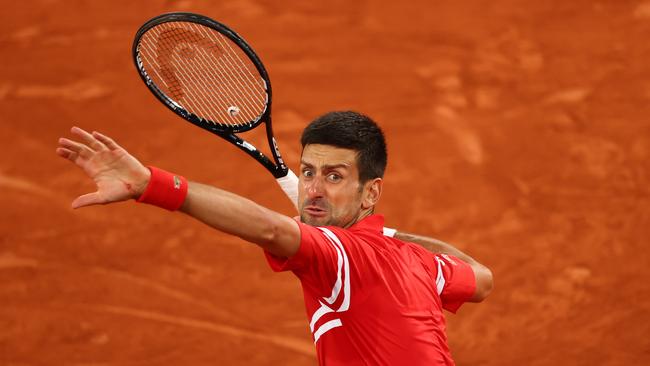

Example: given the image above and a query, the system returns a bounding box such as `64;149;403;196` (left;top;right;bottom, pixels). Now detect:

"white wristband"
276;169;300;210
382;227;397;237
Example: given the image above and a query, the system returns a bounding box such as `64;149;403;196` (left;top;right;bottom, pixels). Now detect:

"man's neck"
343;207;374;229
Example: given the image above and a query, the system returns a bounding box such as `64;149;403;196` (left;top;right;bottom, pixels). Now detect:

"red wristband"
136;166;188;211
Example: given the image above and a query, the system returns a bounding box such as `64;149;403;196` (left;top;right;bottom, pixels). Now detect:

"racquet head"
133;12;271;133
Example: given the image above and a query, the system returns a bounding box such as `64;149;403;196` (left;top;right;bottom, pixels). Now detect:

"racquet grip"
276;169;299;210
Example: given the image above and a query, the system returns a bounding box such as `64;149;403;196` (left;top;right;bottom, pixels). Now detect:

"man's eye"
302;170;313;178
327;173;342;182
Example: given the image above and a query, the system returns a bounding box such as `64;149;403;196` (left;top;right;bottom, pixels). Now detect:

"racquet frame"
132;12;288;178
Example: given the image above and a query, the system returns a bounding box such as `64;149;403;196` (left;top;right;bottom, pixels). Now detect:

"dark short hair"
301;111;387;183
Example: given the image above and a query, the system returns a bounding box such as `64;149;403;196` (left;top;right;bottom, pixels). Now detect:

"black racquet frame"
132;12;288;178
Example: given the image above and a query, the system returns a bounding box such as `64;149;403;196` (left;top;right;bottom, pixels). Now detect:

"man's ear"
361;178;382;209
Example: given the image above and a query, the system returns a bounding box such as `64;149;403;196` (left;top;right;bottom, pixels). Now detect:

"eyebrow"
300;160;350;170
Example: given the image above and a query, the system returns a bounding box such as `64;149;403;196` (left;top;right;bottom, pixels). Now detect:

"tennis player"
57;111;493;365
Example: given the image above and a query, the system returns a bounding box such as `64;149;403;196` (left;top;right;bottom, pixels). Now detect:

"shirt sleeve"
434;253;476;313
264;222;339;275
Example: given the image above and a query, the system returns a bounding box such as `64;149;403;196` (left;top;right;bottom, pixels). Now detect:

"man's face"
299;144;365;228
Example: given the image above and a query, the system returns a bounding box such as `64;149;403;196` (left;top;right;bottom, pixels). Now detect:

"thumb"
71;192;103;209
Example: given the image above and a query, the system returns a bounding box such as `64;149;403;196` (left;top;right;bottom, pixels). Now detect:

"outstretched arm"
394;231;493;302
179;182;299;256
57;127;300;257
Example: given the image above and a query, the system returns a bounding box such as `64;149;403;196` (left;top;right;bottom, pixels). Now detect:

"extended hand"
56;127;151;209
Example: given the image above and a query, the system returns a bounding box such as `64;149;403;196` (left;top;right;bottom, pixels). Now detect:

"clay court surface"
1;1;649;365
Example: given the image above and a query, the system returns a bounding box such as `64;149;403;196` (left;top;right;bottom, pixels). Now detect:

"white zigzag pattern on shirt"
435;256;446;295
309;228;350;343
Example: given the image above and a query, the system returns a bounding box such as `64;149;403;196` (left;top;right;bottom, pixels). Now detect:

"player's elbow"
255;218;284;248
470;264;494;302
254;214;301;258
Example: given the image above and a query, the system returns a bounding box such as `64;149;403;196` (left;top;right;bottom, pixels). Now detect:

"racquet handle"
276;169;300;210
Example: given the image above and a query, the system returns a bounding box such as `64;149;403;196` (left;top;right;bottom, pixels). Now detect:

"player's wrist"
132;166;152;199
136;166;188;211
383;227;397;237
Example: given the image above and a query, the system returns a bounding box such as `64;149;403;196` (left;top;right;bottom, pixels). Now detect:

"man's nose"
305;177;325;199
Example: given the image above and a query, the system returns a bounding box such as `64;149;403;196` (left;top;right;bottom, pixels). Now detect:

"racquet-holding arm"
275;167;493;302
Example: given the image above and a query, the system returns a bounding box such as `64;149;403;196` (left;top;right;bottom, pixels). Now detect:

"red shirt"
265;215;476;366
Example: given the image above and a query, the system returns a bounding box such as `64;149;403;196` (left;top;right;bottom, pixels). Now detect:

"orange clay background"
1;1;649;365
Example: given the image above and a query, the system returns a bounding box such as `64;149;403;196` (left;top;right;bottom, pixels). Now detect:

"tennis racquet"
132;12;299;208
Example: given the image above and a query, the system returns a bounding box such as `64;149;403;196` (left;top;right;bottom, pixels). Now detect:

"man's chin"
300;214;331;227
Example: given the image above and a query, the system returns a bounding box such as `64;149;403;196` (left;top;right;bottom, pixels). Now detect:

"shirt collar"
349;214;385;233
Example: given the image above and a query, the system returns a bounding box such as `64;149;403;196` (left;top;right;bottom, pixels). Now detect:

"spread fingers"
58;137;93;159
91;131;120;151
71;126;107;151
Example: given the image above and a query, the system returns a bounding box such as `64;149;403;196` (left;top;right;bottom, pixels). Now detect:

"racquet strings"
137;21;268;127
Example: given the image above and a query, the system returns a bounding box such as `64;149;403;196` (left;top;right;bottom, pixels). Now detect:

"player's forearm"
180;182;300;256
394;232;476;265
394;231;493;302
